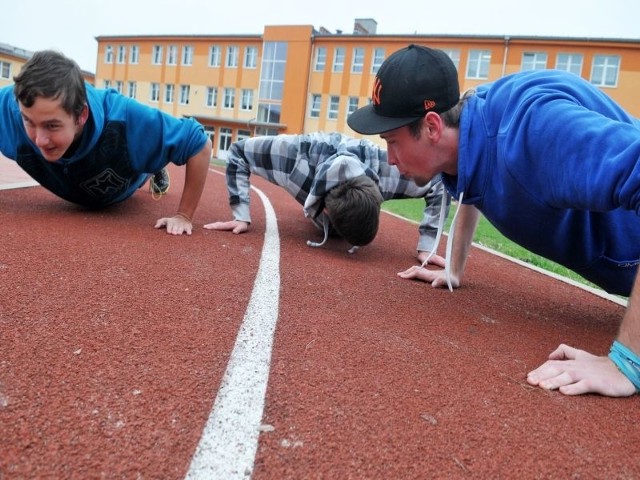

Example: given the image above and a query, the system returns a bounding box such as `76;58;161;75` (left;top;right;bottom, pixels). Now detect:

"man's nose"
34;129;49;146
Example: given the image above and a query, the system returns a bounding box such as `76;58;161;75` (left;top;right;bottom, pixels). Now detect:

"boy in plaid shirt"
205;132;448;265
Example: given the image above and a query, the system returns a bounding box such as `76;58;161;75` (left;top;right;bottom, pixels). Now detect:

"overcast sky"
5;0;640;72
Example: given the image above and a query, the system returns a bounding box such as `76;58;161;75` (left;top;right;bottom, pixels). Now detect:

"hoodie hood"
303;154;380;220
57;84;107;163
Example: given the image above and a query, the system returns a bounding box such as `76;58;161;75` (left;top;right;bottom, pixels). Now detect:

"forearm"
450;204;480;280
177;140;211;219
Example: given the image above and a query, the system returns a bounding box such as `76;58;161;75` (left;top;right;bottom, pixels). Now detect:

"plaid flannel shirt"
224;132;449;252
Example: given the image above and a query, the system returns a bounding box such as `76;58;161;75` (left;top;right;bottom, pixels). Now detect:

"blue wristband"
608;340;640;392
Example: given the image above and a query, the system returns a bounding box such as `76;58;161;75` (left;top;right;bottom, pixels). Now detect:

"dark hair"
324;175;384;246
407;88;476;138
13;50;87;119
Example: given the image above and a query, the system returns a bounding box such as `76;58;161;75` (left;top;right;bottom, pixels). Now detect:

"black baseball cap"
347;44;460;135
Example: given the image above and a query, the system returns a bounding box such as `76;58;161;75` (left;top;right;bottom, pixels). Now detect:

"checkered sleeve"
225;135;304;223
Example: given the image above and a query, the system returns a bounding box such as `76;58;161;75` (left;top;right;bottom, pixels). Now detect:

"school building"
3;20;639;158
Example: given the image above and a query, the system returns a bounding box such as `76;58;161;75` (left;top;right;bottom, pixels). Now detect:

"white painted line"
186;170;280;479
383;209;628;307
0;180;39;191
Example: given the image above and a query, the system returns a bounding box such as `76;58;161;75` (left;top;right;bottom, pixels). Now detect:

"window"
129;45;139;64
224;88;235;109
204;126;215;152
257;41;287;126
346;96;359;120
150;83;160;102
0;61;10;79
521;52;548;71
351;47;364;73
241;89;253;111
167;45;177;65
314;47;326;72
209;45;221;67
244;47;258;68
466;50;491;79
103;80;111;89
127;81;137;99
556;53;583;75
115;81;123;94
105;45;113;64
371;48;385;74
205;87;218;107
182;46;193;66
226;46;239;67
117;46;126;64
237;129;251;142
179;85;190;105
333;47;345;73
152;46;163;65
328;96;340;120
590;55;620;87
442;49;461;70
165;84;174;103
309;94;321;118
256;126;280;136
219;127;233;153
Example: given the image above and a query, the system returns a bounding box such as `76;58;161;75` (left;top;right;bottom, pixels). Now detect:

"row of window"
314;46;386;74
313;46;621;87
307;50;618;120
104;43;622;89
103;79;255;110
104;44;259;69
519;51;619;86
203;126;251;155
309;94;359;121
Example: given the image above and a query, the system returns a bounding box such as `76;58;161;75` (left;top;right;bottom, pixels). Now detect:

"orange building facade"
93;21;640;157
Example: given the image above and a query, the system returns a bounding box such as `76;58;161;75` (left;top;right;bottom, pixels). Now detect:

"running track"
1;158;638;479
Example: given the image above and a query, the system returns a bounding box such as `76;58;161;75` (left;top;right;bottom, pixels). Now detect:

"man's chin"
40;150;62;162
412;176;431;187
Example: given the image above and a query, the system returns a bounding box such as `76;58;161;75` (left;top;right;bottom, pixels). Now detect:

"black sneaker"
150;168;170;196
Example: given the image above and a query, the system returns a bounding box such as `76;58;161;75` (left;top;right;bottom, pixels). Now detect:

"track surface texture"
1;158;638;479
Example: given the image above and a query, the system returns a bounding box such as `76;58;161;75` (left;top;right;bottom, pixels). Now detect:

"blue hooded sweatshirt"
0;83;207;208
442;70;640;296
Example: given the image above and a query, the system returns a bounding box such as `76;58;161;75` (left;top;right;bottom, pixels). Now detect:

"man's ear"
423;111;444;142
77;103;89;126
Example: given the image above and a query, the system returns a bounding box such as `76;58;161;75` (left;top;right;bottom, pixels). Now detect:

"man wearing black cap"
348;44;640;398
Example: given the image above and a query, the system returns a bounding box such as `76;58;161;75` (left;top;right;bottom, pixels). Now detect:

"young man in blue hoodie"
0;50;212;235
348;44;640;398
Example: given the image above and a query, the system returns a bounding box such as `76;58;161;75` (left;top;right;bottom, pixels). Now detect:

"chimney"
353;18;377;35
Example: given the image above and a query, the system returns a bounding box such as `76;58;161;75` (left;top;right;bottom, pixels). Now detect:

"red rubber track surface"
1;161;638;479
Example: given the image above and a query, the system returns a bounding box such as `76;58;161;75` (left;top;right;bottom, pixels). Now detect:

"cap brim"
347;104;418;135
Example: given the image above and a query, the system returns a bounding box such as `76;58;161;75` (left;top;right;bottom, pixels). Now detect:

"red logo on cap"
424;100;436;111
372;78;382;106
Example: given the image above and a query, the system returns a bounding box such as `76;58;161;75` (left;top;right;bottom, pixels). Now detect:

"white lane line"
186;171;280;479
0;180;39;191
383;210;628;307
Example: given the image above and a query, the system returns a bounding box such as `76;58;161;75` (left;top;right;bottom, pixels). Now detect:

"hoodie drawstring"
306;215;359;253
420;191;465;292
444;192;464;292
307;215;330;248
